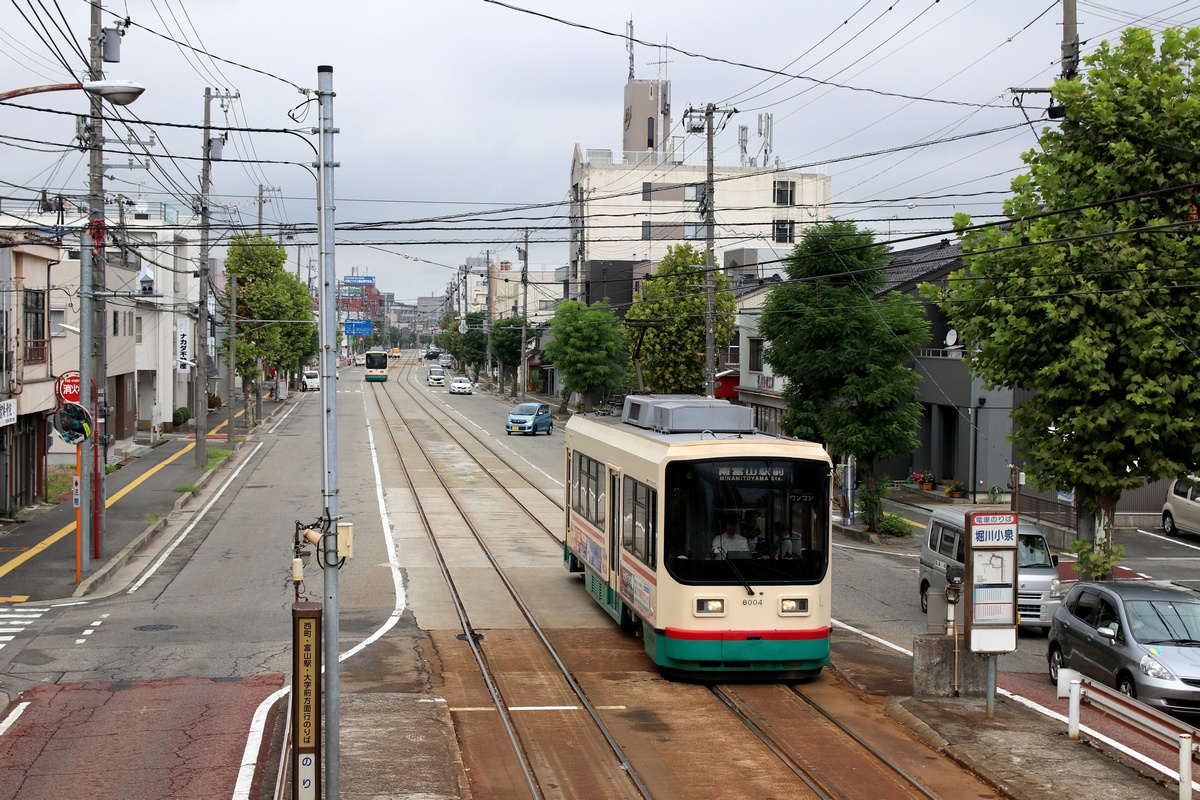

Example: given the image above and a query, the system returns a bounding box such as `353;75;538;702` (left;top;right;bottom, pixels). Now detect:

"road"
1;359;1197;797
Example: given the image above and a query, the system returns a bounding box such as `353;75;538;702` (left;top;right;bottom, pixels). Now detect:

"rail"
1058;669;1198;800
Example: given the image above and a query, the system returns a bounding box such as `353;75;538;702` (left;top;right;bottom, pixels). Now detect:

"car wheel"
1163;511;1177;536
919;581;929;614
1048;644;1063;685
1116;673;1137;699
506;430;511;436
546;421;553;434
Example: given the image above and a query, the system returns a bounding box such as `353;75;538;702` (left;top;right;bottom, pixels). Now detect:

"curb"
883;696;949;750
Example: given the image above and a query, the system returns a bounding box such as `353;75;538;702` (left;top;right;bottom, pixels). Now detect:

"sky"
2;0;1198;305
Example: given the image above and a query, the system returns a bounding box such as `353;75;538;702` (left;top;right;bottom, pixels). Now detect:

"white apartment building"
567;73;831;314
9;197;203;468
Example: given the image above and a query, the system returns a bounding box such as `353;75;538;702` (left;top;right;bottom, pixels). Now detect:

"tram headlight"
780;598;809;615
695;598;725;615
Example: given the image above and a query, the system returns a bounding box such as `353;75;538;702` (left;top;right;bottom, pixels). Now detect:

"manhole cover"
134;624;177;632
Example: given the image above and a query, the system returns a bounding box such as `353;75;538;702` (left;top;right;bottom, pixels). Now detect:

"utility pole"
1061;0;1078;80
519;231;529;401
195;88;213;467
684;103;736;397
226;274;236;444
484;249;493;385
315;64;342;797
77;0;105;568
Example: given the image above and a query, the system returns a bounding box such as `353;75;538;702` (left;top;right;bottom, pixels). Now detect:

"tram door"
608;468;621;578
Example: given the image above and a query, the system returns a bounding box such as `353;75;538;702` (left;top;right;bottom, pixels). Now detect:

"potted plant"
946;478;966;499
911;469;934;491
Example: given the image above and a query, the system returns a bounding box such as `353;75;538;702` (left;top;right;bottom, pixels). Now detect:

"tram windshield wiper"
724;557;755;596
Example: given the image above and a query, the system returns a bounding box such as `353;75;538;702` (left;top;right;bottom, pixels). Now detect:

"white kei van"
919;507;1068;633
427;365;445;386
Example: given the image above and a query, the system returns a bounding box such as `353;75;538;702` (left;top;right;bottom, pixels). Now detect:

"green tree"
625;244;735;393
460;312;487;378
927;27;1200;577
492;317;526;396
761;220;930;531
542;300;626;411
220;233;316;411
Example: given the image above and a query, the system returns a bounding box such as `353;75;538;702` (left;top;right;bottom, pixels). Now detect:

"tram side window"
573;452;605;530
621;476;656;568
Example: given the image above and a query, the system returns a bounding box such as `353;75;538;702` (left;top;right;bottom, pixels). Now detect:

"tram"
363;349;390;382
563;395;833;680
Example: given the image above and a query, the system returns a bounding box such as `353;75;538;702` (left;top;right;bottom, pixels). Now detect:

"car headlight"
695;598;725;615
1050;578;1063;598
1140;654;1176;681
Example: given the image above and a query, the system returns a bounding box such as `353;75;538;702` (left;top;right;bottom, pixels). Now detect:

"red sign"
56;371;81;404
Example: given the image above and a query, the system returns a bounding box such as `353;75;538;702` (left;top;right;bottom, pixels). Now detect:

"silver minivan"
919;507;1068;633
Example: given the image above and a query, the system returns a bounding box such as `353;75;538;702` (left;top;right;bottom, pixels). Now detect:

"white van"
427;365;445;387
302;370;320;391
919;507;1068;633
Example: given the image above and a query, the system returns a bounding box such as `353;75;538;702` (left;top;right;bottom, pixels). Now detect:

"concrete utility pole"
77;0;106;569
1061;0;1078;81
226;274;236;444
519;230;529;401
315;64;343;797
195;88;213;467
684;103;736;398
484;249;493;383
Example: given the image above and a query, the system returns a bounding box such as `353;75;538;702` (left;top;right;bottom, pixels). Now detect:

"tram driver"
711;516;749;559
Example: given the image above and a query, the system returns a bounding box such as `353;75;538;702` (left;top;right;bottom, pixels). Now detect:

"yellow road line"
0;441;194;580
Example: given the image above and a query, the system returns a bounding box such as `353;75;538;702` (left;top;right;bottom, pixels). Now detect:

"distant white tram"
563;395;833;679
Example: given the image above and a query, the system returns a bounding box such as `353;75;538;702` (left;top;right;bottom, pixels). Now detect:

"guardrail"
1057;669;1198;799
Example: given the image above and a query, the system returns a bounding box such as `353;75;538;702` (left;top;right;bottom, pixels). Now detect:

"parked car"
449;377;472;395
506;402;553;435
1162;476;1200;536
1047;581;1200;716
301;370;320;391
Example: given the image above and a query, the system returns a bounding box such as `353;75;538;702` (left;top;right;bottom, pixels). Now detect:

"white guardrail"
1058;669;1198;800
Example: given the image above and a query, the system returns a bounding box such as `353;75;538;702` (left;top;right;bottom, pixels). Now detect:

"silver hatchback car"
1048;581;1200;717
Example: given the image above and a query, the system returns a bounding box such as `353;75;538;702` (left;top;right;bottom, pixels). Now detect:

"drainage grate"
134;624;177;632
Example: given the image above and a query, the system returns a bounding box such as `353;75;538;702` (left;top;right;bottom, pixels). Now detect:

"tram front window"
664;459;830;584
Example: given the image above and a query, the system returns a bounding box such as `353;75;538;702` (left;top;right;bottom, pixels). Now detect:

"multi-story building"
567;71;831;315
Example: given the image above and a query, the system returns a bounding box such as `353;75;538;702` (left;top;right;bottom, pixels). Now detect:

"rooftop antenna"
626;19;635;81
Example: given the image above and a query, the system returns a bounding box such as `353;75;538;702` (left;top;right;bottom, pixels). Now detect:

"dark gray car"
1047;581;1200;717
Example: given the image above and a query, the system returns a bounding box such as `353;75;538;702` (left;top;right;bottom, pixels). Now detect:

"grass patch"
147;512;161;524
203;447;232;470
175;483;199;496
45;465;74;503
105;464;119;475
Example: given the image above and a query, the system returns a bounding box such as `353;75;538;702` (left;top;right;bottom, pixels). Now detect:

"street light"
1;76;145;574
0;79;144;105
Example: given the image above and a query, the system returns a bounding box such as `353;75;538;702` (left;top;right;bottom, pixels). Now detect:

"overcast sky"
2;1;1196;304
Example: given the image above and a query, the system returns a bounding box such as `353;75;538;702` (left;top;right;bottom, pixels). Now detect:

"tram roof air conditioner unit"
622;395;756;435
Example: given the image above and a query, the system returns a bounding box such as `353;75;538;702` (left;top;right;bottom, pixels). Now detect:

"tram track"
367;361;650;799
712;679;939;800
358;359;996;798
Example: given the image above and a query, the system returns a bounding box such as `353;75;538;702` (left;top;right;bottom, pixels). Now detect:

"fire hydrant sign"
55;371;81;404
965;511;1019;653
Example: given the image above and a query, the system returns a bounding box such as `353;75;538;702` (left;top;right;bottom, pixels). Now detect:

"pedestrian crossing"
0;607;48;650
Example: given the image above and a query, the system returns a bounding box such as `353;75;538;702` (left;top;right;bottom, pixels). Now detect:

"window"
113;310;120;336
641;221;651;240
773;219;795;244
50;308;66;336
684;184;706;204
646;117;655;148
774;180;796;206
748;337;764;372
135;315;143;344
622;475;656;568
642;181;652;201
23;289;47;363
684;223;703;240
573;451;606;530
